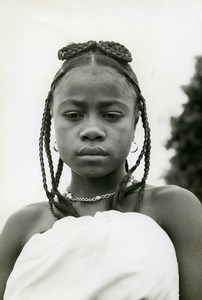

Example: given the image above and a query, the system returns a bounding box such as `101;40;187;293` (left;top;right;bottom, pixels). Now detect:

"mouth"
77;146;108;156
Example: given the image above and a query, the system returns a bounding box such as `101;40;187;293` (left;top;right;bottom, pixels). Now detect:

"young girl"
0;41;202;300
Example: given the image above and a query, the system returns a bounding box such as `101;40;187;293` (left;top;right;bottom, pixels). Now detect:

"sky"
0;0;202;231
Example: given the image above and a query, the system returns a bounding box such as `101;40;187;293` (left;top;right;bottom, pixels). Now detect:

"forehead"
53;65;137;105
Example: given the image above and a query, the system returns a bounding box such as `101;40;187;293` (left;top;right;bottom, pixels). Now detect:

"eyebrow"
99;100;129;110
58;99;86;109
58;99;129;110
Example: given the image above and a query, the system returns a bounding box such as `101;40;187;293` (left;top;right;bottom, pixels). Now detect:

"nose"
79;117;106;141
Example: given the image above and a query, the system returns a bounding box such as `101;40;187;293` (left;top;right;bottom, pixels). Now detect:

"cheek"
55;128;74;150
53;119;73;154
116;119;135;141
112;125;134;156
115;133;133;150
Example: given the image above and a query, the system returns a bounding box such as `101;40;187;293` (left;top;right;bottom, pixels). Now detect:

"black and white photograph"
0;1;202;299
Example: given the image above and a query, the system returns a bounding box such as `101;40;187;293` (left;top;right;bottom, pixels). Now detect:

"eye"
64;112;84;121
102;112;123;121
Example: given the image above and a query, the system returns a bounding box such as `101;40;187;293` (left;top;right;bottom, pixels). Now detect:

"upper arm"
157;186;202;300
0;205;42;299
0;212;25;299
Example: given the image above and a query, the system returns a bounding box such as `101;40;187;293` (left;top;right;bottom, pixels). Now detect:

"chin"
74;167;113;179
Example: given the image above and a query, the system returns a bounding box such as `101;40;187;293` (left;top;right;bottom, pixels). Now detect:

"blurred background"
0;0;202;231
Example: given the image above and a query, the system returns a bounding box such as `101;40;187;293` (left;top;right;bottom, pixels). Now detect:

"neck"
69;165;127;197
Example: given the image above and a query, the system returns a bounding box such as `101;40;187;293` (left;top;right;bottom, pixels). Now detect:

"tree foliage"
164;56;202;201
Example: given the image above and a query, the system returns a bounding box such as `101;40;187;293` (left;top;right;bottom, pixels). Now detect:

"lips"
77;146;108;156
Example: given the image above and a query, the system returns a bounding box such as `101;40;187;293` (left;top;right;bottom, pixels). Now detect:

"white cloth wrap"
4;211;179;300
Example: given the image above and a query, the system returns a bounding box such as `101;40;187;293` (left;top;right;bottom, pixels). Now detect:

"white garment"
4;211;179;300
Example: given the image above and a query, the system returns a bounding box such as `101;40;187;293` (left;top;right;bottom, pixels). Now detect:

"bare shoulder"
150;184;201;219
149;184;201;227
151;183;201;204
149;185;202;299
149;184;202;248
0;202;56;298
1;201;56;247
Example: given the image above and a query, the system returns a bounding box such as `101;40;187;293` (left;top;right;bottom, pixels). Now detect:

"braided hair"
39;41;151;219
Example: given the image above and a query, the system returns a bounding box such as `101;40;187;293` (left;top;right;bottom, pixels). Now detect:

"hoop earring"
130;141;138;153
53;141;58;152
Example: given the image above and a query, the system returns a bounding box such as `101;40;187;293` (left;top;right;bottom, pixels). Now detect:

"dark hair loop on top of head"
58;40;133;63
58;41;96;61
98;41;132;63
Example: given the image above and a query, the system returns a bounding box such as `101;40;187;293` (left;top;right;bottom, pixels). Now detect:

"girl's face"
52;65;137;179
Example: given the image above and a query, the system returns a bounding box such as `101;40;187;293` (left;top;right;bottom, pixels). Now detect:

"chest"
71;189;160;225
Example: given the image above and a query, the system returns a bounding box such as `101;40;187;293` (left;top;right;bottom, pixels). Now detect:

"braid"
133;95;151;211
39;92;61;218
58;41;96;60
97;41;132;62
40;40;151;218
58;41;132;63
39;92;52;194
138;95;151;183
108;94;151;212
55;157;64;188
44;109;55;188
125;159;129;172
39;92;79;219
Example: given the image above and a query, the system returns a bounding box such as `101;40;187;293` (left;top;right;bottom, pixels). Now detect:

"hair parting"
39;41;151;218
